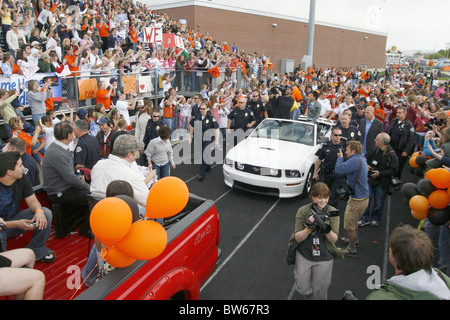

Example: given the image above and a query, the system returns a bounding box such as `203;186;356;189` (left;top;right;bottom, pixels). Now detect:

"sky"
144;0;450;54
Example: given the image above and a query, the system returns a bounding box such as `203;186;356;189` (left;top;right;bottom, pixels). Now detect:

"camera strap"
350;156;363;188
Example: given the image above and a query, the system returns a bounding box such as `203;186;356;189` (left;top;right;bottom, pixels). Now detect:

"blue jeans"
153;162;170;180
31;141;45;164
81;244;104;286
164;117;175;131
0;207;53;260
361;184;387;223
32;113;45;127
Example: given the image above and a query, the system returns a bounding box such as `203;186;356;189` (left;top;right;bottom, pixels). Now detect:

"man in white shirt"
89;45;103;77
90;134;154;207
329;95;354;119
37;3;52;31
317;91;332;117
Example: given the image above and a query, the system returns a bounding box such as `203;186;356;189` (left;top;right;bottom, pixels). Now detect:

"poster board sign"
121;75;137;94
163;33;176;48
78;78;97;100
142;27;163;43
117;13;128;22
138;75;153;93
0;73;62;105
175;36;185;50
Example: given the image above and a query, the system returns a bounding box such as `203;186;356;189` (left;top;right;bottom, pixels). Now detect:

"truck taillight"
216;213;220;246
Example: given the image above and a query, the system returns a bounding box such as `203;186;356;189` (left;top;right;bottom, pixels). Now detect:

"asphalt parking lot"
169;140;420;300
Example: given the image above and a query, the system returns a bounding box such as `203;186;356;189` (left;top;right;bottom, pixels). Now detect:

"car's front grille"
234;163;282;177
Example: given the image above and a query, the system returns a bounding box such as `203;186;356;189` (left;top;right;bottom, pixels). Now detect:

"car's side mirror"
317;136;329;144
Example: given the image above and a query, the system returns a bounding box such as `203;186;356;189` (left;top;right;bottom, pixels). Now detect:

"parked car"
223;117;334;198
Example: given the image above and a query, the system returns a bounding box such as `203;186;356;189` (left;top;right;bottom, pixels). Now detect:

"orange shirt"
96;23;110;37
41;87;54;111
129;29;138;43
64;54;79;76
374;109;385;122
96;89;111;110
163;101;174;118
13;130;33;155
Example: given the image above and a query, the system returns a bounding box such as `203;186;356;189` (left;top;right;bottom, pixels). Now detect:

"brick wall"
158;5;387;72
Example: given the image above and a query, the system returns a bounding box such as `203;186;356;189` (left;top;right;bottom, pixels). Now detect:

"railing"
0;66;252;140
0;65;250;117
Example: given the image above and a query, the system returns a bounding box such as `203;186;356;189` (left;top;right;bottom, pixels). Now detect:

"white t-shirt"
318;98;331;116
334;102;354;118
115;100;130;125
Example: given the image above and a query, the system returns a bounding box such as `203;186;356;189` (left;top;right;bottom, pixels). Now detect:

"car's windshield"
251;119;315;146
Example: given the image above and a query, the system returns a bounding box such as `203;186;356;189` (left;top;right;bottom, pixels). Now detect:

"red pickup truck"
6;187;220;300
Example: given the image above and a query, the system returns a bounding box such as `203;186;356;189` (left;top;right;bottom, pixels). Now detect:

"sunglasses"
333;134;342;136
152;115;160;118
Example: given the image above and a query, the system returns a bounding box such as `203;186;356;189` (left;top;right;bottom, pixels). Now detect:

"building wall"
156;5;386;72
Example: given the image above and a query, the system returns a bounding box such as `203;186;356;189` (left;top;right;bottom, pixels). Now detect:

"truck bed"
5;191;219;300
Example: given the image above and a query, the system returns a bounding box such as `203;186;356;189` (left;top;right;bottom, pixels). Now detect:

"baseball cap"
76;108;88;119
97;116;110;125
112;134;144;156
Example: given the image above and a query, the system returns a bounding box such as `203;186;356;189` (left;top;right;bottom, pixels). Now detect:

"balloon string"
69;247;109;300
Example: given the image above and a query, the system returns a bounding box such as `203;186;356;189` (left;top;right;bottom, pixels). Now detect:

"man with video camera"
335;140;369;257
359;133;399;228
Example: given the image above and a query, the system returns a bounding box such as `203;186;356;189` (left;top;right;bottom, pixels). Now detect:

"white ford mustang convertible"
223;117;335;198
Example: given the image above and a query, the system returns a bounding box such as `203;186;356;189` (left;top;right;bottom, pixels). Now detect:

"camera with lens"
340;136;348;155
304;203;339;234
387;177;401;195
336;184;354;202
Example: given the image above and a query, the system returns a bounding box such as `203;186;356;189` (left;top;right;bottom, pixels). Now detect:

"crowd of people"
0;0;449;300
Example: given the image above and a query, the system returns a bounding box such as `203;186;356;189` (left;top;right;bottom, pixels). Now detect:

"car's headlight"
285;170;300;178
225;158;233;167
269;168;279;176
236;162;245;170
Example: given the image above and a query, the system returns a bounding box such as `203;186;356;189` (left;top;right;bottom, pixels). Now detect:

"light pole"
301;0;316;70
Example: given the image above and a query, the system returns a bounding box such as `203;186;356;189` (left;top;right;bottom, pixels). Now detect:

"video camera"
305;203;339;234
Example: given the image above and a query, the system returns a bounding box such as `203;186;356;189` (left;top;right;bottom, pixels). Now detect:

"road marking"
200;199;281;292
183;161;224;183
381;195;392;284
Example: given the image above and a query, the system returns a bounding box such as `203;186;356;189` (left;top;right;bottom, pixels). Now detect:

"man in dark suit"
358;106;384;155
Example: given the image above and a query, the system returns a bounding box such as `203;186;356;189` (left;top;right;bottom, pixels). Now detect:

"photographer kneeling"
359;133;399;227
289;182;343;300
335;140;369;257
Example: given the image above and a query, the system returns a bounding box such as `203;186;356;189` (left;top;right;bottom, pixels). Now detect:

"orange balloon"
411;210;428;220
102;247;136;268
115;220;167;261
409;195;429;213
146;176;189;219
409;157;418;168
429;168;450;189
90;198;133;246
424;169;435;181
428;189;450;209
